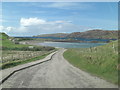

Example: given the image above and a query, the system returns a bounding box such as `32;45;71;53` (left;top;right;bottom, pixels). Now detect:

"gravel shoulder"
2;48;118;88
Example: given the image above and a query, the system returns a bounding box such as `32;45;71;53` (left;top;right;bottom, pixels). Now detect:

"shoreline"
20;40;107;49
19;39;108;45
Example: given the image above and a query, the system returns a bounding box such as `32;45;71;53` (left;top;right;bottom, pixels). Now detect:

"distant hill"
67;30;118;39
34;33;69;38
35;30;118;39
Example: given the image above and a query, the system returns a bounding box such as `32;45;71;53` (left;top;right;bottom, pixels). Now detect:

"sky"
0;2;118;36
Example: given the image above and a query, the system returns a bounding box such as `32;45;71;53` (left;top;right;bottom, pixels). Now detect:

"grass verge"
63;41;118;84
1;52;52;69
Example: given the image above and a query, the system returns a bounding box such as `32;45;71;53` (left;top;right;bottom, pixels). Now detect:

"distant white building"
19;42;27;44
29;46;34;49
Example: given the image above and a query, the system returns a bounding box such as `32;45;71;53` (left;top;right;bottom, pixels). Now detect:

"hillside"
67;30;118;39
0;33;14;47
1;33;55;69
35;30;118;39
63;40;119;84
0;33;55;51
0;32;29;49
34;33;69;38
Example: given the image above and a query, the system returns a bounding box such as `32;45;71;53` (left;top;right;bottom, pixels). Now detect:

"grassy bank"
0;33;56;69
1;51;53;69
63;41;118;84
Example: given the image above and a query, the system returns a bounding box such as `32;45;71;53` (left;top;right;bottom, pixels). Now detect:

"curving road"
2;48;117;88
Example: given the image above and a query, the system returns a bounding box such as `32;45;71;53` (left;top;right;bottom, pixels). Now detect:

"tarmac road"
2;48;118;88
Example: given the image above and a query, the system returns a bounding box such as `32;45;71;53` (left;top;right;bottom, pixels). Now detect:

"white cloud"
41;2;93;10
19;2;93;10
45;3;77;8
20;18;46;26
0;26;4;32
1;17;91;36
87;28;103;30
0;26;15;33
17;18;79;35
20;18;70;27
6;27;14;32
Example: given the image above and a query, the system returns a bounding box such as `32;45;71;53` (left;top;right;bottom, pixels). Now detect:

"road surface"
2;48;117;88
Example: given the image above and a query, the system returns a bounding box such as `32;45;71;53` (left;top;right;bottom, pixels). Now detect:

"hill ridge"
35;30;118;39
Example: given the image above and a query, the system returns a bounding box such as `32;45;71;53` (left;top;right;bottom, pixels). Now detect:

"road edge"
0;51;57;85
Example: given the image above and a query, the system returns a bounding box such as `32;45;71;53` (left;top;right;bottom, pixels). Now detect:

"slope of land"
1;33;55;69
0;33;29;49
63;40;119;84
67;30;118;39
35;30;118;39
0;33;55;51
34;33;69;38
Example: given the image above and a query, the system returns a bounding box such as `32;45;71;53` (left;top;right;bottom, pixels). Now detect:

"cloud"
18;2;93;10
41;2;93;10
1;17;91;36
45;3;77;8
20;18;46;26
16;18;74;35
0;26;4;32
20;18;71;26
0;26;15;33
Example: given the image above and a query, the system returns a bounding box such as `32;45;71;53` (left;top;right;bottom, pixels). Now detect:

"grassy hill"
67;30;118;39
1;33;56;69
0;33;55;51
63;40;119;84
0;33;28;48
35;30;118;39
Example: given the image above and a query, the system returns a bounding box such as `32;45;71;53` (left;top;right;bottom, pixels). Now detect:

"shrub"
2;46;55;51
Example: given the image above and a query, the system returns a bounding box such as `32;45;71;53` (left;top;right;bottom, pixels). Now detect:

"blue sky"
0;2;118;36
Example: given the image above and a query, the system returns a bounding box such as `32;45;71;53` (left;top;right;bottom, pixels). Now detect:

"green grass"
0;33;56;69
63;41;118;84
0;33;31;48
1;52;51;69
0;33;55;51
